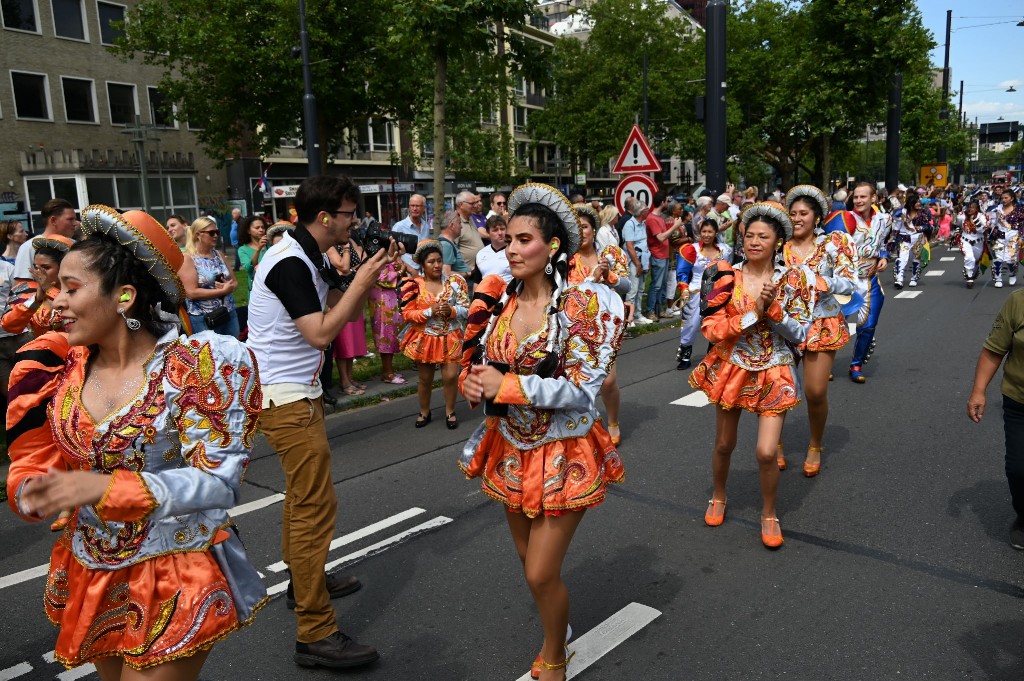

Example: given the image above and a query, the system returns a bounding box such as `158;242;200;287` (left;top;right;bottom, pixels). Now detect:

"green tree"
530;0;704;189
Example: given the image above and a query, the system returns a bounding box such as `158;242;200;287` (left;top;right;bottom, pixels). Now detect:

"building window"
96;1;124;45
11;71;50;120
514;106;528;133
513;78;526;97
148;86;173;127
51;0;86;41
106;82;137;125
25;176;81;226
1;0;38;32
368;119;394;152
61;76;96;123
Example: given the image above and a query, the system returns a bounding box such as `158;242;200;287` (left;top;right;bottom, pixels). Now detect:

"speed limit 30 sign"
614;174;659;215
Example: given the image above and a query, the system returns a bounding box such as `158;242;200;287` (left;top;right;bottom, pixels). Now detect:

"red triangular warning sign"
611;124;662;174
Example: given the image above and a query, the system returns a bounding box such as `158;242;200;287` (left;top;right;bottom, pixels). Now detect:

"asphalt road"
2;244;1022;681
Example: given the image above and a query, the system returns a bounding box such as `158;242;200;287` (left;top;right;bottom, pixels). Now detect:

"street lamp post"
298;0;321;176
704;0;727;195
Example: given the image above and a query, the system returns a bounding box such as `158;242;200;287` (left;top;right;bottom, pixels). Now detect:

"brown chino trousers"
261;396;338;643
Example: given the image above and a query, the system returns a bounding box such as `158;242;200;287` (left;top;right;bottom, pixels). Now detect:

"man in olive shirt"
968;289;1024;549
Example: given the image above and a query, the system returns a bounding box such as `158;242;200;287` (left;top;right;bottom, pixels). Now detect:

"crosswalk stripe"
671;391;709;407
0;663;32;680
512;602;662;681
323;516;452;572
940;256;956;262
266;507;428;573
894;291;923;299
230;493;286;517
924;270;944;277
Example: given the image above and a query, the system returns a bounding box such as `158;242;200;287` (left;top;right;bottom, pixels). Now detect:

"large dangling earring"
118;308;141;331
545;254;554;275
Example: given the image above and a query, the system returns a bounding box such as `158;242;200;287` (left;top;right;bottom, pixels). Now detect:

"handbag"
204;304;231;329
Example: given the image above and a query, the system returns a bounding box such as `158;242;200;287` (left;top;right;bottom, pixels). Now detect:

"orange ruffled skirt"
44;532;266;670
460;418;625;517
401;328;462;364
689;354;800;415
804;313;849;353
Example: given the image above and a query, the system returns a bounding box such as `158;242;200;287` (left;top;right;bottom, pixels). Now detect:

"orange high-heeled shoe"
608;422;621;447
535;649;574;680
50;509;71;532
761;516;784;549
776;443;787;471
531;644;572;679
803;446;822;477
704;498;727;527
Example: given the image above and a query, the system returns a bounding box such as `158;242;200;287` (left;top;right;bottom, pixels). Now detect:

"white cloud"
999;79;1024;89
963;100;1024;122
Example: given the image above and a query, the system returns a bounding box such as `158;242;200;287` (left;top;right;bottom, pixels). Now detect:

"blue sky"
921;0;1024;125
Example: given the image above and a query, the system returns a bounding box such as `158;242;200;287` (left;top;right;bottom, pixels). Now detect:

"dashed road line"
894;291;923;299
924;270;945;277
266;507;427;573
940;256;956;262
230;492;286;517
324;516;453;572
0;663;32;680
848;322;857;334
512;602;662;680
57;665;96;681
671;391;709;408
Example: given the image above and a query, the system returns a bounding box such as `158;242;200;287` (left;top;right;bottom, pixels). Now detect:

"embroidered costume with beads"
5;329;267;671
566;245;630;296
677;242;733;348
399;274;470;364
782;231;857;352
689;260;817;415
458;275;626;517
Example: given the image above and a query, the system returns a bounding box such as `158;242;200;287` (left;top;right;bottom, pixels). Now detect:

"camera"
363;224;418;258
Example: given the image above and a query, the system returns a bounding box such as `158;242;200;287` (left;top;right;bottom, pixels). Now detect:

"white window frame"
513;77;527;97
50;0;89;43
1;0;42;35
105;80;138;126
60;75;98;124
147;85;177;128
367;118;395;153
513;106;528;133
23;175;86;220
95;0;126;46
10;69;53;121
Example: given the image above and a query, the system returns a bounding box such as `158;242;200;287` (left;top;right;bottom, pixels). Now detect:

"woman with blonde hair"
596;205;620;250
180;216;240;337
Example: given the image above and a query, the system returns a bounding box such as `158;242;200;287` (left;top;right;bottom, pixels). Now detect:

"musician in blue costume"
822;182;891;384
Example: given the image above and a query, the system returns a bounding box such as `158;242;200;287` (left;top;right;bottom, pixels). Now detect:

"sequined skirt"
460;418;625;518
44;528;267;670
400;328;463;364
689;354;800;416
804;313;849;353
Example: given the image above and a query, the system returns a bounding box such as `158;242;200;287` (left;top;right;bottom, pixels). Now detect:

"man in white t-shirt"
13;199;79;281
473;214;512;283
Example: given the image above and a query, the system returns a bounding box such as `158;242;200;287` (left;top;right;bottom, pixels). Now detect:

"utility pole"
642;52;649;136
938;9;952;162
705;0;727;194
885;72;903;191
298;0;321;175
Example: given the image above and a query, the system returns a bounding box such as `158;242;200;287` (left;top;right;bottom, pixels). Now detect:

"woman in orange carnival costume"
1;235;74;337
399;239;470;429
460;184;625;680
779;185;858;476
6;205;267;679
567;202;630;445
689;201;818;549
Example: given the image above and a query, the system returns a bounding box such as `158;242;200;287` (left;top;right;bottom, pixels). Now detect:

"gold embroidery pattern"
124;592;179;657
80;583;145;656
80;519;149;565
44;568;69;612
150;585;233;658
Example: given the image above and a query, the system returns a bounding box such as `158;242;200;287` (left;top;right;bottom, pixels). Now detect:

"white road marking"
924;270;944;277
57;664;95;681
230;492;285;517
895;291;923;299
266;515;453;596
41;652;53;663
0;663;32;680
940;256;956;262
265;507;427;573
671;391;709;407
323;516;452;572
0;564;49;591
512;602;662;681
0;492;288;591
848;322;857;334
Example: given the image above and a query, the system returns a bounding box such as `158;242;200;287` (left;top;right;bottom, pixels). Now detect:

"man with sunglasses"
486;192;507;219
247;175;399;670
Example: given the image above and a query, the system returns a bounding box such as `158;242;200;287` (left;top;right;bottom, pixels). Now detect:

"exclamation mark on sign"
632;143;639;163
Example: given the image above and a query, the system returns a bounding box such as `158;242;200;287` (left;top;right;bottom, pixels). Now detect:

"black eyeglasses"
329;209;357;218
495;201;506;206
202;230;219;236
